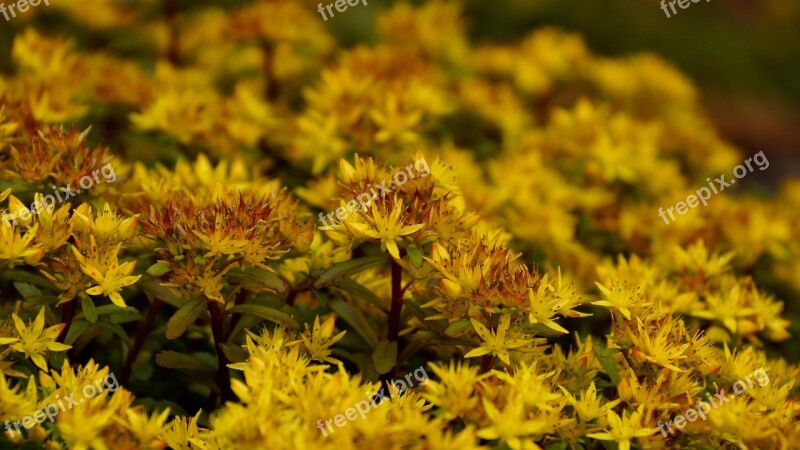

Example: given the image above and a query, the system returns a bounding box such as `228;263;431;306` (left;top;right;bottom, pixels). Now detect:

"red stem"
208;301;232;403
388;257;403;342
120;298;162;385
57;300;76;343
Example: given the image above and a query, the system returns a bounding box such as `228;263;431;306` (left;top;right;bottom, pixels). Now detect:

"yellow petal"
464;347;491;358
385;240;401;259
109;291;128;308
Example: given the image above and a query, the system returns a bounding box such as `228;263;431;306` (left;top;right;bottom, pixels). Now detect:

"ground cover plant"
0;1;798;449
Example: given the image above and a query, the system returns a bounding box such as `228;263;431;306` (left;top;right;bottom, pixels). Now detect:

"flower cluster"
0;1;798;449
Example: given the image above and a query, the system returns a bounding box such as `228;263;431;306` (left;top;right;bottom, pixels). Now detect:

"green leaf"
81;295;98;324
333;350;379;382
166;298;206;340
140;279;184;309
221;343;249;363
407;247;423;268
444;320;473;337
13;282;41;299
594;340;621;385
226;314;261;344
228;266;287;293
372;340;398;375
64;320;91;345
146;262;171;277
132;360;154;381
544;443;568;450
228;304;300;329
329;299;379;349
155;351;215;373
22;295;59;308
94;320;133;345
74;305;140;321
313;255;386;289
333;278;388;313
0;270;57;290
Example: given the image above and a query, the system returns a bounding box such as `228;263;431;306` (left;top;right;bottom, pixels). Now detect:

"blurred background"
326;0;800;183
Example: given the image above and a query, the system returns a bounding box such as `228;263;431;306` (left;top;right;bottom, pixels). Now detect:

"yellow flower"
465;315;531;365
0;221;44;268
72;203;138;243
299;315;346;364
193;225;250;259
31;193;71;251
72;244;142;307
10;309;71;371
344;200;424;259
592;281;643;320
527;273;572;335
672;240;734;278
560;382;621;422
587;407;659;450
0;373;39;420
370;94;422;145
476;396;547;450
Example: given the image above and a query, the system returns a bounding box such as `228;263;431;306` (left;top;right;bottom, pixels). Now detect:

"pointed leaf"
140;279;184;309
228;304;299;329
444;320;473;337
81;295;98;324
407;247;423;269
333;278;388;313
13;282;41;299
372;340;398;375
594;339;621;385
314;256;386;289
228;266;287;293
146;262;171;277
329;299;379;349
166;298;206;340
155;351;215;373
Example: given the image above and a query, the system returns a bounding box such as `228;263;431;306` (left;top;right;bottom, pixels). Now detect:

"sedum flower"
72;203;138;244
587;407;659;450
0;221;44;268
560;382;621;422
72;242;142;308
465;315;531;365
10;309;71;371
476;396;548;450
343;200;425;259
298;315;346;365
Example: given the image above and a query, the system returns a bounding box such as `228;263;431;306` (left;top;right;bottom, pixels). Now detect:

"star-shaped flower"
465;315;531;365
587;407;659;450
73;244;142;307
343;200;424;259
9;309;71;371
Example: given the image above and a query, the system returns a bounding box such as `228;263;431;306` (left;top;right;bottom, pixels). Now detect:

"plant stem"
120;298;162;385
225;289;247;341
164;0;180;66
208;301;232;403
388;257;403;342
57;300;76;344
480;354;495;373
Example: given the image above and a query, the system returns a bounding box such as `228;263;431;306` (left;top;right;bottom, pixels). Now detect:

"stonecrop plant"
0;1;798;449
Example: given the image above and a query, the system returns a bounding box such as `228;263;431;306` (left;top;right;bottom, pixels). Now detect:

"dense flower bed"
0;1;798;449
